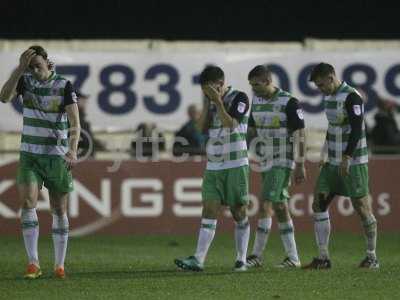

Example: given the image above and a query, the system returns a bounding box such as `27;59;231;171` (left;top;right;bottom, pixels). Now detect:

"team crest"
296;109;304;120
237;102;246;113
353;105;362;116
72;92;78;102
271;116;280;128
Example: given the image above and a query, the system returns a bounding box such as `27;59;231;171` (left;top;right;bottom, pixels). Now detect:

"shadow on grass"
69;268;262;280
0;267;263;282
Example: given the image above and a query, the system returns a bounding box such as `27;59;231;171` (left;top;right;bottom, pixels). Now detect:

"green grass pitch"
0;232;399;299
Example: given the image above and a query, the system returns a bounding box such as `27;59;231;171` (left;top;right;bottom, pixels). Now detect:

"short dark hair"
199;65;224;85
28;45;48;60
309;63;335;81
248;65;272;81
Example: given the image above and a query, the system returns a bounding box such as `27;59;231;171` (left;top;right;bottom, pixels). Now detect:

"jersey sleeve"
63;81;78;106
16;76;25;96
248;111;256;127
344;92;364;156
285;97;305;132
228;91;250;122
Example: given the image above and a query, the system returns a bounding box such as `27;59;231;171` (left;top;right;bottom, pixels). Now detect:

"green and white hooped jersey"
18;72;76;156
206;88;250;171
323;82;368;166
251;89;295;171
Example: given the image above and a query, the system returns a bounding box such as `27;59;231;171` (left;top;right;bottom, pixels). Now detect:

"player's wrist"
343;154;352;160
214;99;223;107
16;65;26;74
67;149;78;156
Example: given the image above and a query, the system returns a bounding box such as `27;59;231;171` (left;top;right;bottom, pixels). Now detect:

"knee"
273;202;286;213
202;205;218;219
22;199;36;209
51;202;67;216
351;196;371;219
312;193;329;213
259;201;273;218
351;198;361;210
20;193;36;209
52;207;66;216
272;202;289;220
312;201;321;213
231;205;247;222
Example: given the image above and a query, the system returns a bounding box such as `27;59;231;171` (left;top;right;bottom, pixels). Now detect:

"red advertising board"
0;159;398;235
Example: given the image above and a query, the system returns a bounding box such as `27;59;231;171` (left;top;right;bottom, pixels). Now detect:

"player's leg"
264;167;300;267
274;201;301;267
302;191;335;269
49;192;69;278
18;183;42;278
303;164;335;269
351;195;378;268
228;166;250;271
347;164;378;268
174;201;220;271
17;153;43;279
312;192;334;259
45;156;73;278
230;203;250;271
194;201;220;267
247;200;273;267
175;170;221;271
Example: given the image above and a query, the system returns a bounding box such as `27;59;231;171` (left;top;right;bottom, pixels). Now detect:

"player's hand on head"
19;49;36;71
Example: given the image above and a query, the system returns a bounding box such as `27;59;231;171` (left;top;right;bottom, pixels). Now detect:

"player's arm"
247;111;257;136
344;92;364;157
340;92;364;175
213;90;249;128
320;133;328;166
64;82;80;167
286;97;307;184
226;92;250;127
216;99;237;128
0;49;35;103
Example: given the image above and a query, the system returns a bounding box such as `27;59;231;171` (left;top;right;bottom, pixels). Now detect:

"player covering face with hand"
174;65;251;271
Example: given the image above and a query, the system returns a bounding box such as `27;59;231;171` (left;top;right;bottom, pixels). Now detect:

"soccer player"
246;65;306;268
174;65;251;271
0;46;80;278
303;63;378;269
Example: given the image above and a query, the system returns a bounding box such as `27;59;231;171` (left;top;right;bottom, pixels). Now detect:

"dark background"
0;0;396;41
